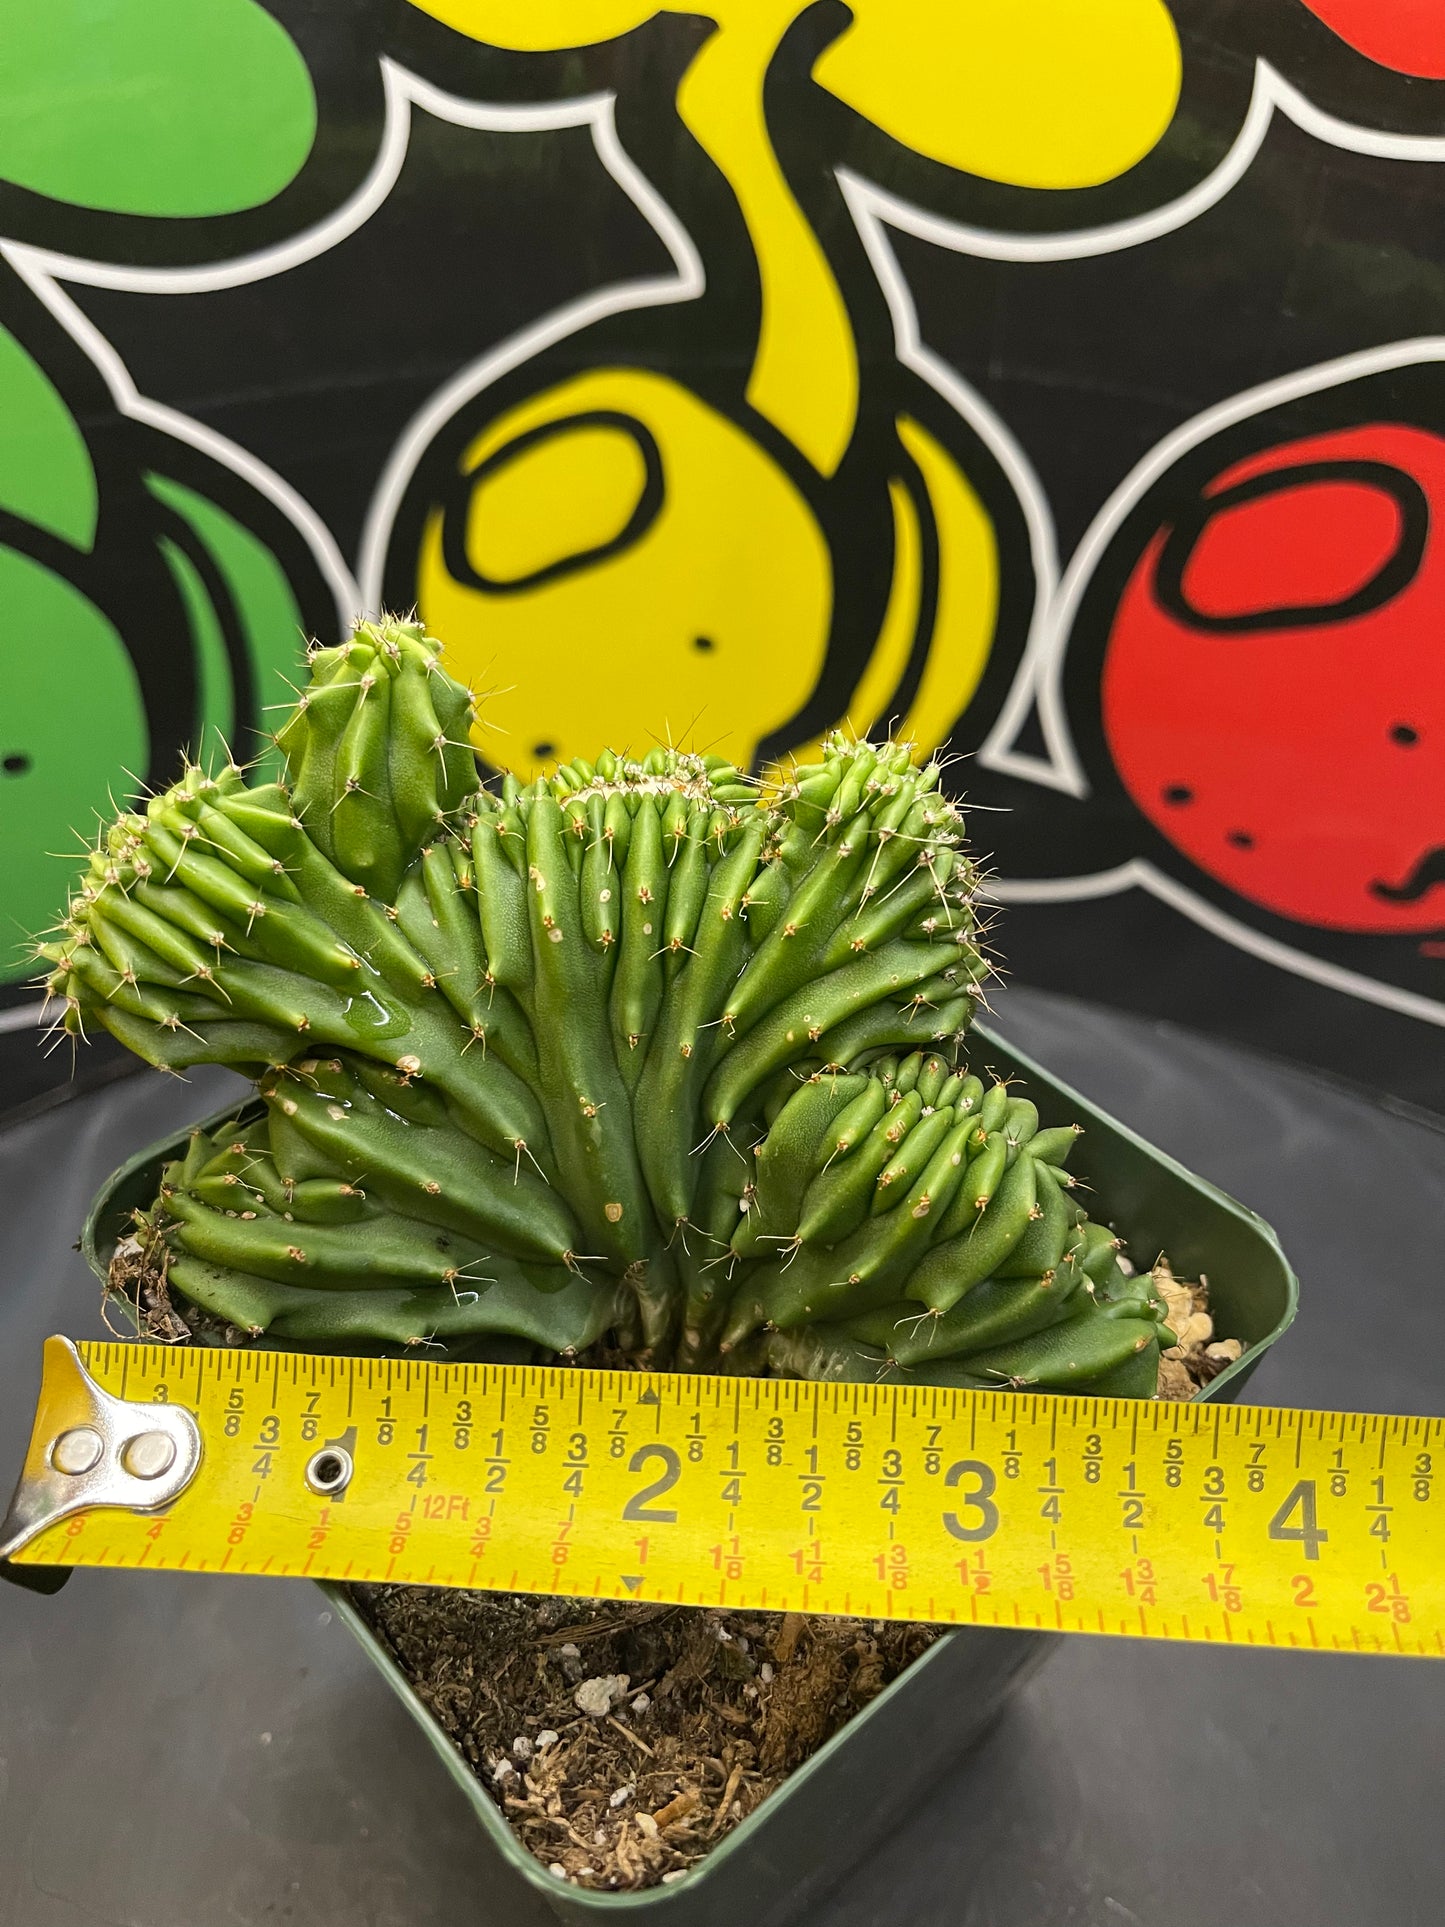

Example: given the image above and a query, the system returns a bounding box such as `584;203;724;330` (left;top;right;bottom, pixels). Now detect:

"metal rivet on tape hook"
0;1337;202;1562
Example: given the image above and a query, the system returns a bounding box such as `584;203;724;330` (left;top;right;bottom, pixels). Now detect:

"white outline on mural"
841;65;1445;1035
0;62;591;298
844;60;1445;803
0;62;706;649
355;75;704;606
986;859;1445;1031
0;251;362;630
849;64;1445;272
841;170;1072;795
0;49;1439;1033
983;335;1445;1032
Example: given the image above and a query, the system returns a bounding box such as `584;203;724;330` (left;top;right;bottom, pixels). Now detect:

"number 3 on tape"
2;1338;1442;1657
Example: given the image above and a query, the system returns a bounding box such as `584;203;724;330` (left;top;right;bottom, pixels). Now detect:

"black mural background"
4;0;1445;1115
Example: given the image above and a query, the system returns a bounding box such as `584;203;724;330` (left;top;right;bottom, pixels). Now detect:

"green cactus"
44;617;1171;1394
275;616;479;901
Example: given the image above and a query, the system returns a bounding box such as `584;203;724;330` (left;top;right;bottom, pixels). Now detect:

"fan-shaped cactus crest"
43;617;1171;1392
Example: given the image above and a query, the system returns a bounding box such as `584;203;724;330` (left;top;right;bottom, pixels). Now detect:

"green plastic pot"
80;1022;1297;1926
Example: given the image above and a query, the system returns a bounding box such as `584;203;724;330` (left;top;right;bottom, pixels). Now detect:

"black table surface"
3;986;1442;1927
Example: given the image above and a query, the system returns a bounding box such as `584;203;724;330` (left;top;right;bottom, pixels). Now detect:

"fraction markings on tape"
11;1340;1445;1658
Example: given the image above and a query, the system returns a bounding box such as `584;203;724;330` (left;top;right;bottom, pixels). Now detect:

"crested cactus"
44;617;1172;1393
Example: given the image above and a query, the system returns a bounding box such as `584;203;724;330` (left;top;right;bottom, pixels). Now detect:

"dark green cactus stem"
44;617;1168;1397
716;1056;1170;1390
275;616;476;902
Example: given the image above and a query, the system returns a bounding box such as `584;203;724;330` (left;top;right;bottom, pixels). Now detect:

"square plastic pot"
80;1021;1297;1927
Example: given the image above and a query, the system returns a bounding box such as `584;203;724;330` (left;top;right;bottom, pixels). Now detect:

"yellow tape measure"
4;1337;1443;1658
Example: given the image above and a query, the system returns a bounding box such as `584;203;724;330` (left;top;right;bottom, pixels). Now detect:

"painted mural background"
3;0;1444;1109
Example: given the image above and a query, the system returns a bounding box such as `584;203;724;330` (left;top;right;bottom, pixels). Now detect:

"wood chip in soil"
352;1588;939;1893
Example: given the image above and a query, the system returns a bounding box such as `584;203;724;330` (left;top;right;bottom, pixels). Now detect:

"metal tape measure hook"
0;1335;202;1569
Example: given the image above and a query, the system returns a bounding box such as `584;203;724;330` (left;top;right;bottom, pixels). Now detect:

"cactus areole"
44;617;1174;1392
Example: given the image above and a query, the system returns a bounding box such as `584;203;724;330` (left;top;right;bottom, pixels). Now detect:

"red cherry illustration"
1300;1;1445;79
1101;423;1445;935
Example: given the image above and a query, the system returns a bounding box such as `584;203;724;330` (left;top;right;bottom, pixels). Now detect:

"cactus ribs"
48;616;1176;1391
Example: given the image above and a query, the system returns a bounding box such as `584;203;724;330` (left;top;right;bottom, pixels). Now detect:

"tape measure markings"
9;1341;1445;1658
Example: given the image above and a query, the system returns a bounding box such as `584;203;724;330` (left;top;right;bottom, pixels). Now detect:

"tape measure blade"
4;1336;202;1567
7;1343;1443;1659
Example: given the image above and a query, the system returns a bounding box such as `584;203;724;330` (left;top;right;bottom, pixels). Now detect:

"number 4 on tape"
2;1337;1442;1658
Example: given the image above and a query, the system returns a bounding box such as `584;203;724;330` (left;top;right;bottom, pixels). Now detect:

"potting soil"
353;1587;940;1892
